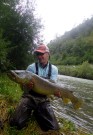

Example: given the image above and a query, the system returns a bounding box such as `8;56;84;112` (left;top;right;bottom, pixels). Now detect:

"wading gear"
9;97;59;131
35;62;51;79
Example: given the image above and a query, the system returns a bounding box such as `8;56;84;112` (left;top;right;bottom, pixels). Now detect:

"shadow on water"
52;75;93;134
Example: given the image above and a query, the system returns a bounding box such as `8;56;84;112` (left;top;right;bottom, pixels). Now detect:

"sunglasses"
36;52;45;56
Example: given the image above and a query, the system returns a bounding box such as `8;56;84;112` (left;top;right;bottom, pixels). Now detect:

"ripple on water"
53;75;93;133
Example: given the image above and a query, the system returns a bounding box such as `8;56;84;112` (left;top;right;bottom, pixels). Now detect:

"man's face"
36;52;49;65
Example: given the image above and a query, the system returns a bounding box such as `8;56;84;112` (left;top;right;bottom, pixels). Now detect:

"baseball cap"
34;44;49;53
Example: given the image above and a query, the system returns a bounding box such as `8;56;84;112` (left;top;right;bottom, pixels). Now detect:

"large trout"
7;70;82;109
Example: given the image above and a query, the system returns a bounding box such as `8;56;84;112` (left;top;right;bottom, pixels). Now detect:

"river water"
51;75;93;134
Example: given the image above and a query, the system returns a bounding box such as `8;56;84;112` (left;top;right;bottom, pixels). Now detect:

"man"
9;44;60;131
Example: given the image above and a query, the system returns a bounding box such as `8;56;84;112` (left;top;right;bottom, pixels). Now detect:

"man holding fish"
9;44;60;131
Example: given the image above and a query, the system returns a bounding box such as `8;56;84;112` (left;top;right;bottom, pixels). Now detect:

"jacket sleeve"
26;63;36;73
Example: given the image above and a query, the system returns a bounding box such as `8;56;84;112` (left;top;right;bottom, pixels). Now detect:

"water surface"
52;75;93;133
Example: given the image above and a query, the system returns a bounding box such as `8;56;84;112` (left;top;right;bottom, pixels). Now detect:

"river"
51;75;93;134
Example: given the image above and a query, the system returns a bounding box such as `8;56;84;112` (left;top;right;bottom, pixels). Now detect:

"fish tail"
62;98;71;104
72;98;83;110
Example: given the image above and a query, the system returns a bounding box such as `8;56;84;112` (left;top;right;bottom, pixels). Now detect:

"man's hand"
54;91;61;98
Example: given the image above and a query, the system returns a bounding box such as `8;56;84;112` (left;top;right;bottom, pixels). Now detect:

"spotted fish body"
7;70;82;109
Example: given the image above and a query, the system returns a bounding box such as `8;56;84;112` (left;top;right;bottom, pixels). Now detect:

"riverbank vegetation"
0;74;92;135
57;61;93;80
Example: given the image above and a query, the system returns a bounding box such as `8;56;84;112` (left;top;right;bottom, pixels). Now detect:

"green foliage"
0;0;43;71
0;73;22;101
77;61;93;79
0;30;10;71
58;62;93;80
48;17;93;66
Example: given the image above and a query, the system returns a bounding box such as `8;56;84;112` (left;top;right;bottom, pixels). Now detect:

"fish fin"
73;99;83;110
62;98;71;104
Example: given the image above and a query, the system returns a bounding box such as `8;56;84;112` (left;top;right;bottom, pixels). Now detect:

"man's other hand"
54;91;61;98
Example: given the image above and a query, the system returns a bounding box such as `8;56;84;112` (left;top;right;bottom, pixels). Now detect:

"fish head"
7;70;18;82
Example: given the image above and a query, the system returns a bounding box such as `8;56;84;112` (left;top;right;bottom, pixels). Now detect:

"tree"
0;0;43;70
0;30;11;71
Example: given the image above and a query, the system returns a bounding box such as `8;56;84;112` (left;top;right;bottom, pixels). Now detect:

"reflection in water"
51;75;93;133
